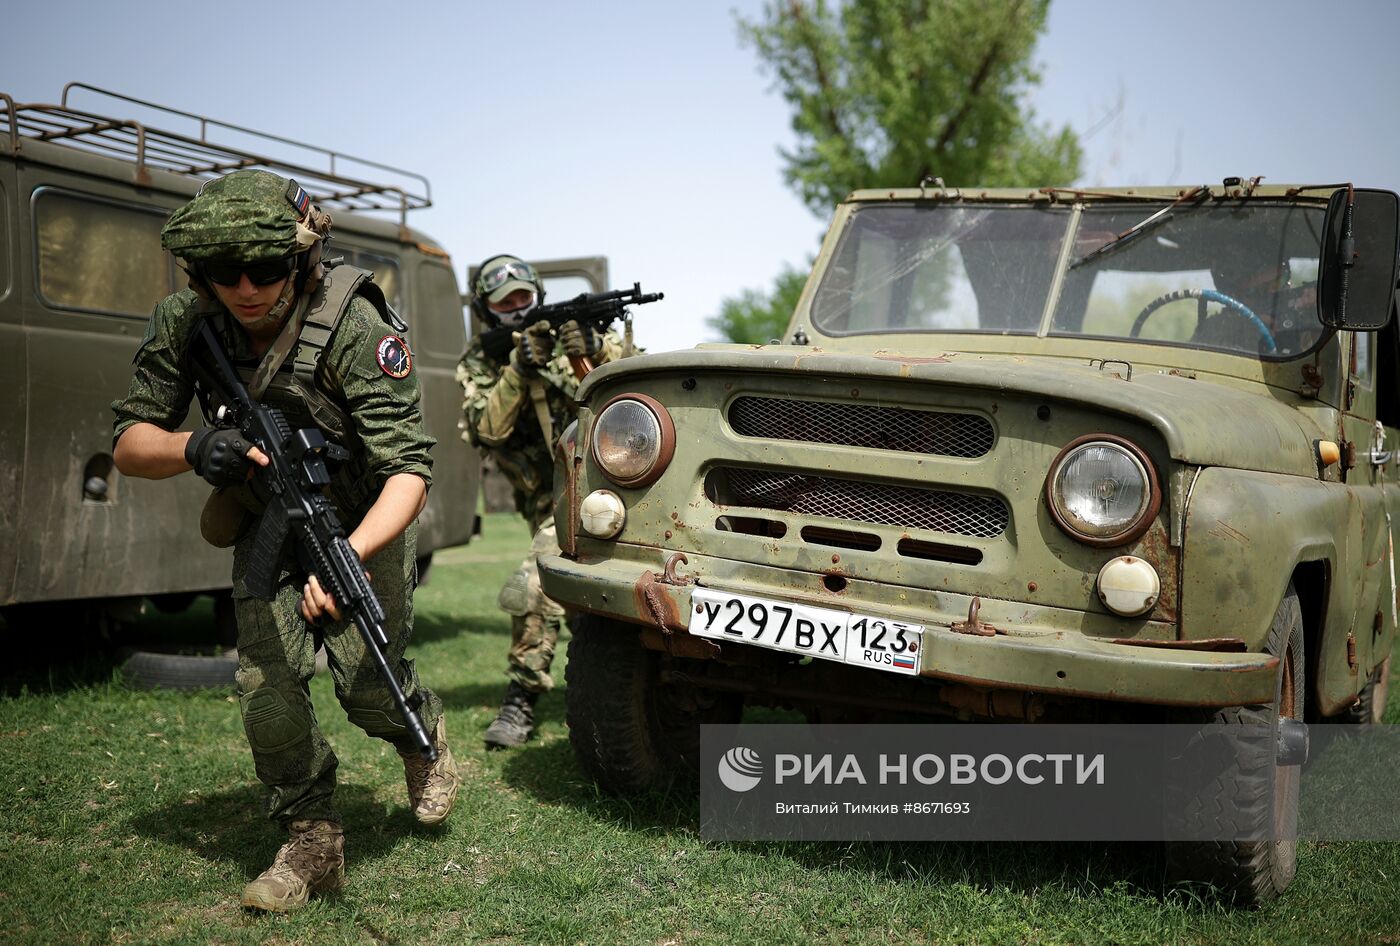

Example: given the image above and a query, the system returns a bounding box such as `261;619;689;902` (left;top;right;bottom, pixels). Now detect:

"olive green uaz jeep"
541;181;1399;903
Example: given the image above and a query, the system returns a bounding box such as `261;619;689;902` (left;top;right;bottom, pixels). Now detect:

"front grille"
728;396;993;457
710;467;1008;538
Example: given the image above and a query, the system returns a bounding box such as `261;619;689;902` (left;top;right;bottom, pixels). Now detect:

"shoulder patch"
375;335;413;379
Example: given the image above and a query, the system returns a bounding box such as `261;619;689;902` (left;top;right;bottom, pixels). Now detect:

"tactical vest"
195;263;406;519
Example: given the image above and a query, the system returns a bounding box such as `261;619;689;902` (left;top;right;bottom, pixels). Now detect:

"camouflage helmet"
161;169;330;264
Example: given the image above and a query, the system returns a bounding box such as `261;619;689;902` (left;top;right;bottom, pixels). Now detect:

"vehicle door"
11;161;228;605
1341;328;1393;680
1370;312;1400;669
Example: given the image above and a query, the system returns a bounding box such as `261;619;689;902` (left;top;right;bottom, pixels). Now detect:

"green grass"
2;512;1398;945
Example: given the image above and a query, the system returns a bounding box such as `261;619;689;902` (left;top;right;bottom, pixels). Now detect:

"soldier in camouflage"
111;170;460;913
456;254;628;748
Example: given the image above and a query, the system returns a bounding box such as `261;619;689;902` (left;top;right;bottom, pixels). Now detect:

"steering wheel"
1129;288;1277;353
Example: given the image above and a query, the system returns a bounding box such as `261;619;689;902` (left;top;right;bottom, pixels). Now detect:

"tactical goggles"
202;256;296;287
477;259;538;295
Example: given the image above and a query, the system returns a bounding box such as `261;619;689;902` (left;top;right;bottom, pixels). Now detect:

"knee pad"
342;692;409;738
240;688;311;753
497;565;533;616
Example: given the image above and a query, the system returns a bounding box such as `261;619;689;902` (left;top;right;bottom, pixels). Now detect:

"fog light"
1096;556;1160;617
580;489;626;539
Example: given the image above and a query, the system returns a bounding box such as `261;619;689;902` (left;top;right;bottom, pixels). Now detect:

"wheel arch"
1291;557;1331;722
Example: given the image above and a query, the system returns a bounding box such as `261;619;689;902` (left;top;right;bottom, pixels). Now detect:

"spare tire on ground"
121;650;238;691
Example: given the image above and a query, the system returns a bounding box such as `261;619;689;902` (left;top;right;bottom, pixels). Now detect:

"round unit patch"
376;335;413;378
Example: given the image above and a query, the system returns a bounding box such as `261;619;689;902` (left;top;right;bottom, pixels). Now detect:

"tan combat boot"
399;716;460;826
240;819;345;913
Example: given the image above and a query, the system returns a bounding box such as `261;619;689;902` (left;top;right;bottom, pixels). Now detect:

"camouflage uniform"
114;288;441;823
456;330;625;694
111;171;445;829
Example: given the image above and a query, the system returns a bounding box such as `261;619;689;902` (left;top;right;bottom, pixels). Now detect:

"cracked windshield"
811;201;1327;359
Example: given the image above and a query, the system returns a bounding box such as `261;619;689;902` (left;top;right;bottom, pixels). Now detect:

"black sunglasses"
202;257;295;287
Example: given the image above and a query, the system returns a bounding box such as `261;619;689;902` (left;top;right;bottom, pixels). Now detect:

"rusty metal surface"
1110;637;1247;652
951;597;999;637
632;570;686;632
662;552;691;585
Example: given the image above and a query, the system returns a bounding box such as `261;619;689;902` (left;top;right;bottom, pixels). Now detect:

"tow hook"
1276;718;1309;766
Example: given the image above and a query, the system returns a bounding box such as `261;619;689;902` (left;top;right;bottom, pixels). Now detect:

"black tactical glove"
558;319;599;359
510;320;554;378
185;426;255;487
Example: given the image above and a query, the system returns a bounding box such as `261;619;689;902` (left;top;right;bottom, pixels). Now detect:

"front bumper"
539;547;1280;708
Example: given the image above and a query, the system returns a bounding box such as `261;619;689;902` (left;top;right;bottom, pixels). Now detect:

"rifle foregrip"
327;538;388;640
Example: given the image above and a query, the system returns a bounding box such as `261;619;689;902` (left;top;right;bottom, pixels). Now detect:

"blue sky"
5;0;1398;352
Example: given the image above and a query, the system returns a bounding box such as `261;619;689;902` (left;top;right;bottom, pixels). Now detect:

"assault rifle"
479;282;662;379
188;318;436;760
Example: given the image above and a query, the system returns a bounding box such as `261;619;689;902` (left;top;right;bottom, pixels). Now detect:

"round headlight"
1046;435;1160;546
591;394;676;488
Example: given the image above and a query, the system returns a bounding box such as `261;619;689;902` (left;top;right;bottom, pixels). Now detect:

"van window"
35;190;178;317
332;245;400;309
414;261;465;357
542;275;593;302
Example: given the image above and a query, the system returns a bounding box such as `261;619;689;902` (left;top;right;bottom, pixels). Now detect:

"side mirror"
1318;187;1400;331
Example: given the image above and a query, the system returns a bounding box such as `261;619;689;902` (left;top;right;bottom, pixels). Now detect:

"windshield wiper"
1068;185;1209;270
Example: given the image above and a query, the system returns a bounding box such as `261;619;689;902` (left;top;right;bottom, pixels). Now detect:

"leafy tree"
740;0;1081;214
706;265;808;345
709;0;1082;343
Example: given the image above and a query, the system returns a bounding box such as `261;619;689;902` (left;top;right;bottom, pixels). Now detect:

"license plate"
688;588;923;676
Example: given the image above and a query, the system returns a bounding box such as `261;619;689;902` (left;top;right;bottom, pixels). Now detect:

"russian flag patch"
285;179;311;215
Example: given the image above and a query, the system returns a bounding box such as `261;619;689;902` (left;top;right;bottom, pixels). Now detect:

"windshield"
1052;202;1326;358
811;204;1069;336
810;201;1328;359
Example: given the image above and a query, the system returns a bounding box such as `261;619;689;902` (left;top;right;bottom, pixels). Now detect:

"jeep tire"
565;613;740;795
1165;584;1304;906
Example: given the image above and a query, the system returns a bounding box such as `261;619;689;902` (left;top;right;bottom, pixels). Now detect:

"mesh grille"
729;396;993;457
714;468;1007;538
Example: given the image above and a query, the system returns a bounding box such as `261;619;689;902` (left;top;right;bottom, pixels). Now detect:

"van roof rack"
0;83;431;225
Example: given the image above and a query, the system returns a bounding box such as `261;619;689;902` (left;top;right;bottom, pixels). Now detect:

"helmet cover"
161;169;328;264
